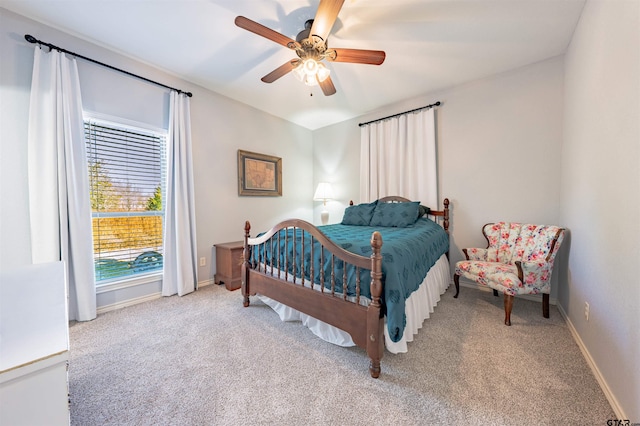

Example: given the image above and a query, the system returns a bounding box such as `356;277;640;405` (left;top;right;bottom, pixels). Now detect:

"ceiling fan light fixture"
303;58;318;75
316;63;330;82
293;59;330;86
292;62;305;81
304;74;318;86
293;61;316;85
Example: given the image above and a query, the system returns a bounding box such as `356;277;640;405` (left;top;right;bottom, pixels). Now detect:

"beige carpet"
69;283;615;425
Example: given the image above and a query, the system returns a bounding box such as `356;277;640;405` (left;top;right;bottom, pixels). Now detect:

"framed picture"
237;150;282;196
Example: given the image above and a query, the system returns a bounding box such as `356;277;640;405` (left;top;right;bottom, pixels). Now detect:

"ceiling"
2;0;585;130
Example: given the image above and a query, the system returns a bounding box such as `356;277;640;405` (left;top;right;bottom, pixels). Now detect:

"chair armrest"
514;260;553;288
462;248;488;261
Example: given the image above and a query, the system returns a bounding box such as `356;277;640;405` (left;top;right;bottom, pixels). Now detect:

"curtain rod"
358;101;440;127
24;34;193;97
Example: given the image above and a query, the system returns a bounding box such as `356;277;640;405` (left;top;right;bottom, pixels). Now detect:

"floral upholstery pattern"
455;222;565;296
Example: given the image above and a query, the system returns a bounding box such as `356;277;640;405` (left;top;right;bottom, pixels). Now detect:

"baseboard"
556;304;626;420
197;278;215;288
97;292;162;315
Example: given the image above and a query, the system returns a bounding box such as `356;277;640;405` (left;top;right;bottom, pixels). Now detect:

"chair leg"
543;293;550;318
504;294;514;326
453;274;460;298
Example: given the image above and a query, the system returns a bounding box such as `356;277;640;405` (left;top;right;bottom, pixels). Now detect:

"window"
85;118;167;282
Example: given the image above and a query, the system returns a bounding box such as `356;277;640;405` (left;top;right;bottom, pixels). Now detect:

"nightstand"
214;241;244;291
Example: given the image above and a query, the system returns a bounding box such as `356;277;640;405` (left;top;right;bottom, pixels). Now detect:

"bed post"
367;231;384;378
443;198;450;233
242;221;251;308
443;198;450;260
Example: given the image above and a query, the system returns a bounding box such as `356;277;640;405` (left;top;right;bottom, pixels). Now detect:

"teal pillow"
370;201;420;228
341;201;378;226
418;205;431;217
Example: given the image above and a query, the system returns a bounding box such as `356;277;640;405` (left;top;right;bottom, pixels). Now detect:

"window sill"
96;272;162;294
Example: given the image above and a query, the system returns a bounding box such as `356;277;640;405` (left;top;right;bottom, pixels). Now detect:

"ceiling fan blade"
318;75;336;96
235;16;295;48
261;60;298;83
328;48;386;65
310;0;345;41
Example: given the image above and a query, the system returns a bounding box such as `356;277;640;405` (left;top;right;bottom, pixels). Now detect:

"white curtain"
162;91;198;296
360;108;438;208
27;46;96;321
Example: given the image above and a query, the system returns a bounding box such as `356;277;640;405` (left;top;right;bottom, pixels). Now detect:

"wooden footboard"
242;219;385;378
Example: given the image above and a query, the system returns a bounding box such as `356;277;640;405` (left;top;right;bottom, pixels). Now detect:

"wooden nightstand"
214;241;244;291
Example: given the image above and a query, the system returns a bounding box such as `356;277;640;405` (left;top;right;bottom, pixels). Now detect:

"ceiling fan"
235;0;386;96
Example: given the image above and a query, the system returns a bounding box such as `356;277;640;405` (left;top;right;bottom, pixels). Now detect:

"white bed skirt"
258;253;451;354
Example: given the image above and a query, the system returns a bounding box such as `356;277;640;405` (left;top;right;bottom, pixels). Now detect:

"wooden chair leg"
542;293;550;318
504;294;514;326
453;274;460;298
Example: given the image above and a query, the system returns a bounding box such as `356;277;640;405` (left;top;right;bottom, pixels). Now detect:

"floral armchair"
454;222;565;325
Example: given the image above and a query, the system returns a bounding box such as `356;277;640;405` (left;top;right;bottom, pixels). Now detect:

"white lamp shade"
313;182;334;201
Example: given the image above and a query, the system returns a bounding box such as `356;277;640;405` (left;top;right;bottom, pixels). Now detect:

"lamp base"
320;210;329;225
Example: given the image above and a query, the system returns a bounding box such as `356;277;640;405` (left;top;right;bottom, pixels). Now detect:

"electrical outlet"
584;302;590;321
199;257;206;267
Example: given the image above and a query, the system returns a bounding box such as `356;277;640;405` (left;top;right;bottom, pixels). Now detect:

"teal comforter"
251;218;449;342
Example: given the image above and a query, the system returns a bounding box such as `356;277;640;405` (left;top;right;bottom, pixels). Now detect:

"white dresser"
0;261;70;426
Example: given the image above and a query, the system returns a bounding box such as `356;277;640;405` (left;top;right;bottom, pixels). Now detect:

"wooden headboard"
348;196;450;233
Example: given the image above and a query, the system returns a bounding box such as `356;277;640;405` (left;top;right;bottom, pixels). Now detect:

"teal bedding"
251;218;449;342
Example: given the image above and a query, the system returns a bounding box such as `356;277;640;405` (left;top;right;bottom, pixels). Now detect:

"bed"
241;196;450;378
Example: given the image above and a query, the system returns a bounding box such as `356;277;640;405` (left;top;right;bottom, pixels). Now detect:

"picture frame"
237;149;282;196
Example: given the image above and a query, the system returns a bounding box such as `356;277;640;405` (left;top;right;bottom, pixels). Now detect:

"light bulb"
304;74;318;86
303;59;318;75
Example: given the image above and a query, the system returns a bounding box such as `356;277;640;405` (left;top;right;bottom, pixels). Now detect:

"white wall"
314;56;566;299
0;8;313;308
561;0;640;421
312;119;361;225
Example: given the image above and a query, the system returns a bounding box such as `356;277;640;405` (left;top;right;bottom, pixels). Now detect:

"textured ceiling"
1;0;585;130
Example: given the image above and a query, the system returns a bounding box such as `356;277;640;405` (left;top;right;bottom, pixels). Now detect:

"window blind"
85;119;166;282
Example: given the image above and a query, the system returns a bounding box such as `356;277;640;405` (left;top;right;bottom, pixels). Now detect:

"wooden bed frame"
241;196;449;378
